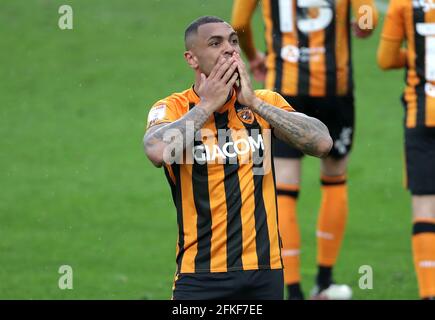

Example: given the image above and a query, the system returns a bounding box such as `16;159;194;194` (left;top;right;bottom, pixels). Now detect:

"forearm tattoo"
145;106;211;152
253;101;330;156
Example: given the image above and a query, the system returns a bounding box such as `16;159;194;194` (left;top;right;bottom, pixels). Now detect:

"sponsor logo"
281;45;325;63
193;134;265;163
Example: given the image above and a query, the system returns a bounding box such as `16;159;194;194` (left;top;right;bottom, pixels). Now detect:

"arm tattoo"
253;101;330;157
144;105;211;157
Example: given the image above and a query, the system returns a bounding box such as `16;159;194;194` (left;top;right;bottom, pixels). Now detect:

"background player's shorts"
172;269;283;300
405;127;435;195
273;95;355;159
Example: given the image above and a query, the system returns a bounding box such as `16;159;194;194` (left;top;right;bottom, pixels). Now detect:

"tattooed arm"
144;105;212;167
250;99;333;158
234;52;332;158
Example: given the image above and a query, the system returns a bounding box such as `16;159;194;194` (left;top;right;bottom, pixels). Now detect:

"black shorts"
405;127;435;195
172;269;283;300
273;95;355;159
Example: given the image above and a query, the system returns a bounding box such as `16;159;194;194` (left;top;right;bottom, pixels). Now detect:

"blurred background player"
377;0;435;300
232;0;378;299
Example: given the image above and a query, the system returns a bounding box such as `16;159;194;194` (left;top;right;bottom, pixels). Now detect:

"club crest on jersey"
236;106;254;125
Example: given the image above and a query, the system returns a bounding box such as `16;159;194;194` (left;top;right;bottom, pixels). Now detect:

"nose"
222;40;235;58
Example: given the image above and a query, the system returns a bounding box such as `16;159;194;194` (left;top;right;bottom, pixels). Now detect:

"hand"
249;51;267;83
196;57;239;113
234;52;260;107
351;21;373;39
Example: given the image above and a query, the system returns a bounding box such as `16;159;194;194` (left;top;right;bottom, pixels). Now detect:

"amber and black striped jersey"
380;0;435;128
232;0;378;97
146;88;294;273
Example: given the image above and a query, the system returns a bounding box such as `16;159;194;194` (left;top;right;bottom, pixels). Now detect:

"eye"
232;38;239;44
210;42;220;47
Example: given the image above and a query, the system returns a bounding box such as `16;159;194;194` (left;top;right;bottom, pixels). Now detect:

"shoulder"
153;89;192;110
254;89;294;112
146;88;192;129
254;89;280;103
254;89;290;106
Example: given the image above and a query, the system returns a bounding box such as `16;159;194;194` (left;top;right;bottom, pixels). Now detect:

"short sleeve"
381;0;405;41
146;99;179;130
253;90;295;129
272;92;295;113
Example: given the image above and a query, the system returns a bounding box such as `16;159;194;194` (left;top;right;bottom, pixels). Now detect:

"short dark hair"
184;16;226;49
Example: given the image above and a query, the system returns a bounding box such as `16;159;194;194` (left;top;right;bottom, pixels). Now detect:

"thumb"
200;73;206;85
197;73;206;91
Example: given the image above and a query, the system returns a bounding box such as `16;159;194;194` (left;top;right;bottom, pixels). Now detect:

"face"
185;22;241;76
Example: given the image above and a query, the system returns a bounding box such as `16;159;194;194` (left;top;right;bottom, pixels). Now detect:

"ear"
184;51;199;70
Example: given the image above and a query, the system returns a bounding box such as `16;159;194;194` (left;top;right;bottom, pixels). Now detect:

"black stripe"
270;0;283;92
413;8;426;127
163;166;177;206
189;102;195;110
214;111;244;270
413;8;426;84
413;222;435;235
325;0;337;95
270;138;283;265
277;189;299;198
237;102;271;268
296;6;310;95
416;86;427;127
192;134;212;272
171;164;184;272
321;179;346;186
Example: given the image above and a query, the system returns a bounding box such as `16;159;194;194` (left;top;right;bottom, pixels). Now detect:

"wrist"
249;97;264;110
197;99;217;114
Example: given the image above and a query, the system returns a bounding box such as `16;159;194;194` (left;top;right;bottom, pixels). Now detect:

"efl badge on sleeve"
147;104;166;128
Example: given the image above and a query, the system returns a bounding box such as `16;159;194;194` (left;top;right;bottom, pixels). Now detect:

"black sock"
316;265;333;290
287;283;304;300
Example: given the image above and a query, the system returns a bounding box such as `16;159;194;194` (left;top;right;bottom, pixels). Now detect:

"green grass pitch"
0;0;417;299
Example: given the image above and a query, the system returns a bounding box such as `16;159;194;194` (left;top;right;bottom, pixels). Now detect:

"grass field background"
0;0;416;299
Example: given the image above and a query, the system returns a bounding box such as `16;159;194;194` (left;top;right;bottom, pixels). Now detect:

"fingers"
234;53;249;79
208;57;226;79
221;60;238;83
236;62;250;87
226;71;239;90
198;73;206;88
213;57;236;80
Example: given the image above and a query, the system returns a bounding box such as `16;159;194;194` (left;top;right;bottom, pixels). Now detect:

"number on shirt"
278;0;334;33
416;22;435;81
